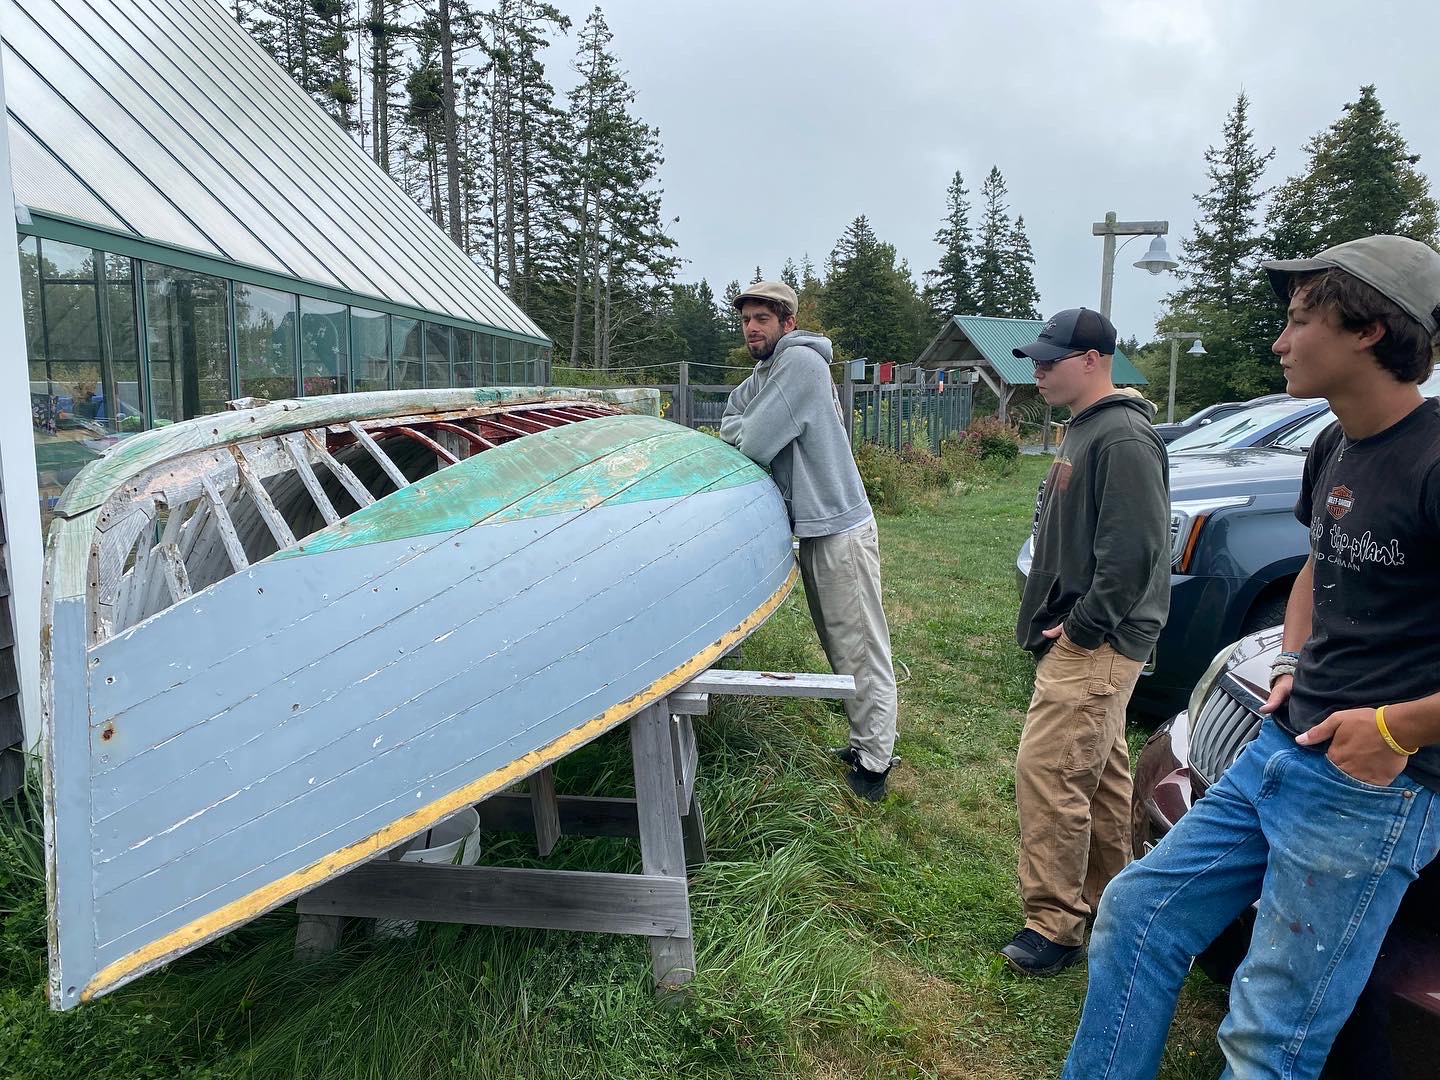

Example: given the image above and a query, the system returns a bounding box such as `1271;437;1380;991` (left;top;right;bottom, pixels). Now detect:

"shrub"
954;416;1021;462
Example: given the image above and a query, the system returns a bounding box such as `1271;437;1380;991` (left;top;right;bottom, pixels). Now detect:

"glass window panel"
350;308;390;392
301;297;349;396
103;254;143;432
36;239;103;426
453;329;474;387
424;323;453;388
474;333;494;384
234;284;297;401
19;236;42;360
497;337;514;384
144;263;231;425
392;316;421;390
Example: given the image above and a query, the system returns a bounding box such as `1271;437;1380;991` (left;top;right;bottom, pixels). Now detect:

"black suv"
1133;631;1440;1078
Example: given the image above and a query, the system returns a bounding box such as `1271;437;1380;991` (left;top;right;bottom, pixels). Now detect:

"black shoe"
829;745;861;768
844;762;891;802
1000;928;1084;977
829;746;901;770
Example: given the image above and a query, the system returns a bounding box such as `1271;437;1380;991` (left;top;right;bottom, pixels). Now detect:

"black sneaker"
829;745;861;768
1000;928;1084;977
844;762;891;802
829;746;902;770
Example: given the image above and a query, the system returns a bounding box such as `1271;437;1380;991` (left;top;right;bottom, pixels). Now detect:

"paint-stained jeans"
1063;719;1440;1080
797;520;897;774
1016;635;1144;946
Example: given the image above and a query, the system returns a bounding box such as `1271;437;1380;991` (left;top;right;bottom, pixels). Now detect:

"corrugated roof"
920;315;1147;386
2;0;546;340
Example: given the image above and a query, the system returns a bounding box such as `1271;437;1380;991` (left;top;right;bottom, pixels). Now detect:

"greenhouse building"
9;0;552;517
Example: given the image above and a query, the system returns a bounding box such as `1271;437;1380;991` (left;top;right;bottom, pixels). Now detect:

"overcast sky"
545;0;1440;351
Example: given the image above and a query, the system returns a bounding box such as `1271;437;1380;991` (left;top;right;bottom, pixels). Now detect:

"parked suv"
1132;630;1440;1078
1151;400;1247;443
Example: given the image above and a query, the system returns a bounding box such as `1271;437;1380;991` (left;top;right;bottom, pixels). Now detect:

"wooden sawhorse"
294;669;855;991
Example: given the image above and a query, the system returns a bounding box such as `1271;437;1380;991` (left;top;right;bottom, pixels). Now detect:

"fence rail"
560;362;973;453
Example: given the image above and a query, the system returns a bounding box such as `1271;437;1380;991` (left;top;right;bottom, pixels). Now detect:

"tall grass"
0;457;1226;1079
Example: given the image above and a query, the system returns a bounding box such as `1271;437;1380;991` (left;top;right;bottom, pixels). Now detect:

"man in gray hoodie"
719;281;898;801
1003;307;1170;976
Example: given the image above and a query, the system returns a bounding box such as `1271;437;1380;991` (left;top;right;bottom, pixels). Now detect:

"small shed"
916;315;1147;421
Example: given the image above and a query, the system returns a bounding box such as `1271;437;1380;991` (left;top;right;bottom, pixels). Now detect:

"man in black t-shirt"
1061;234;1440;1080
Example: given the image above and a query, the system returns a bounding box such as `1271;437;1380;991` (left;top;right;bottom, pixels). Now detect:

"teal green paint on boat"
486;432;761;527
276;416;763;558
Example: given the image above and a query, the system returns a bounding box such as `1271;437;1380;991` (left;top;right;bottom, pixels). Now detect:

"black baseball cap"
1012;308;1118;364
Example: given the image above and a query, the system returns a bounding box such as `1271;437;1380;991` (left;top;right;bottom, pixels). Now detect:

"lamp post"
1092;211;1178;319
1159;332;1205;423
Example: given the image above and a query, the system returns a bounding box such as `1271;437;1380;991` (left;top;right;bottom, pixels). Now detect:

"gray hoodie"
719;330;872;537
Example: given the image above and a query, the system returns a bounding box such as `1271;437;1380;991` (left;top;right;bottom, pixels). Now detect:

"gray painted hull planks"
41;388;797;1008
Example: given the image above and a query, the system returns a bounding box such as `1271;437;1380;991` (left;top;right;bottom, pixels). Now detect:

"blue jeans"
1063;720;1439;1080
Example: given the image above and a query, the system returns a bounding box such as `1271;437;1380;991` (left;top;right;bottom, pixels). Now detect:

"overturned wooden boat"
42;387;797;1009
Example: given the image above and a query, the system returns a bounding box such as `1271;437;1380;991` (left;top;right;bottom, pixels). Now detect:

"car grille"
1188;678;1263;788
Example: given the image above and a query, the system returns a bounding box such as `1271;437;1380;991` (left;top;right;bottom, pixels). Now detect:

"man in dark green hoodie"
1001;307;1170;976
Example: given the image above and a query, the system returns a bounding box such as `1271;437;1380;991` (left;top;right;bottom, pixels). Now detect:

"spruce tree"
973;167;1010;317
923;169;976;324
1267;85;1439;258
1160;92;1280;409
1002;215;1041;319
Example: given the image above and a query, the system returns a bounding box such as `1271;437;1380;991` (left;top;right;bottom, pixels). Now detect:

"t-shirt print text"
1311;514;1408;571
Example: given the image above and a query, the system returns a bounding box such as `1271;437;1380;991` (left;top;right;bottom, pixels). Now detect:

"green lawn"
0;455;1227;1079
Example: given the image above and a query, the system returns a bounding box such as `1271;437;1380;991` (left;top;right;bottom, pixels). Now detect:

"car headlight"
1187;639;1243;720
1169;496;1252;572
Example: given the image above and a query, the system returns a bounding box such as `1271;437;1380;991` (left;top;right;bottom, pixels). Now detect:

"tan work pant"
1015;635;1145;946
797;521;898;774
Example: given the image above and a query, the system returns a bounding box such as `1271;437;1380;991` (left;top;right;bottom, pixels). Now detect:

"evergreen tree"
1160;93;1280;410
923;169;976;324
665;279;728;384
780;258;800;290
548;7;676;368
819;216;926;362
972;167;1010;317
750;265;764;284
1267;85;1439;259
721;280;742;338
1002;215;1041;319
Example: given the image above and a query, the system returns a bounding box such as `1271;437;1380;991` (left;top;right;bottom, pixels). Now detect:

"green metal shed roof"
920;315;1147;386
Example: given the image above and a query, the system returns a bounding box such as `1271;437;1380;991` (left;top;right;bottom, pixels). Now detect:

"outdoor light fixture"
1092;211;1174;319
1160;332;1205;423
1133;234;1180;276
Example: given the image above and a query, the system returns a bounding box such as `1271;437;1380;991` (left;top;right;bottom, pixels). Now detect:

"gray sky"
548;0;1440;352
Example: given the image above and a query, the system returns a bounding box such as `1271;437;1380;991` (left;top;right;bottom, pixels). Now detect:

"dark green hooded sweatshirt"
1016;391;1170;661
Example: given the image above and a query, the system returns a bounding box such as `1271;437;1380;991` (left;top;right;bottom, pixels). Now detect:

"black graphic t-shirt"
1286;398;1440;791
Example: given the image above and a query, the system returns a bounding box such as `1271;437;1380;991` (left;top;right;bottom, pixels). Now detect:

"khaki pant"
797;521;898;774
1015;635;1144;946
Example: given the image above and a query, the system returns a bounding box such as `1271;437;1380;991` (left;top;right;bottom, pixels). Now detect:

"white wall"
0;37;45;750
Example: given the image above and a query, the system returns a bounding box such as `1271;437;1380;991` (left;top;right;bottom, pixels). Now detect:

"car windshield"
1271;369;1440;453
1167;401;1309;452
1271;409;1334;452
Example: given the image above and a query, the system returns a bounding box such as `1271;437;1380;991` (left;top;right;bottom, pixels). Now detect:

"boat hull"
45;411;795;1007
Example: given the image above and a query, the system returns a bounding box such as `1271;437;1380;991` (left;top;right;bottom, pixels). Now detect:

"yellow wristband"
1376;706;1419;757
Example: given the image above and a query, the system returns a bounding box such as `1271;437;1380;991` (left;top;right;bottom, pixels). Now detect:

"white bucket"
398;806;483;866
374;807;483;939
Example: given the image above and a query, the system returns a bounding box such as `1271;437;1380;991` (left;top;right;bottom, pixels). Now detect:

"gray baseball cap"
1261;234;1440;335
734;281;798;317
